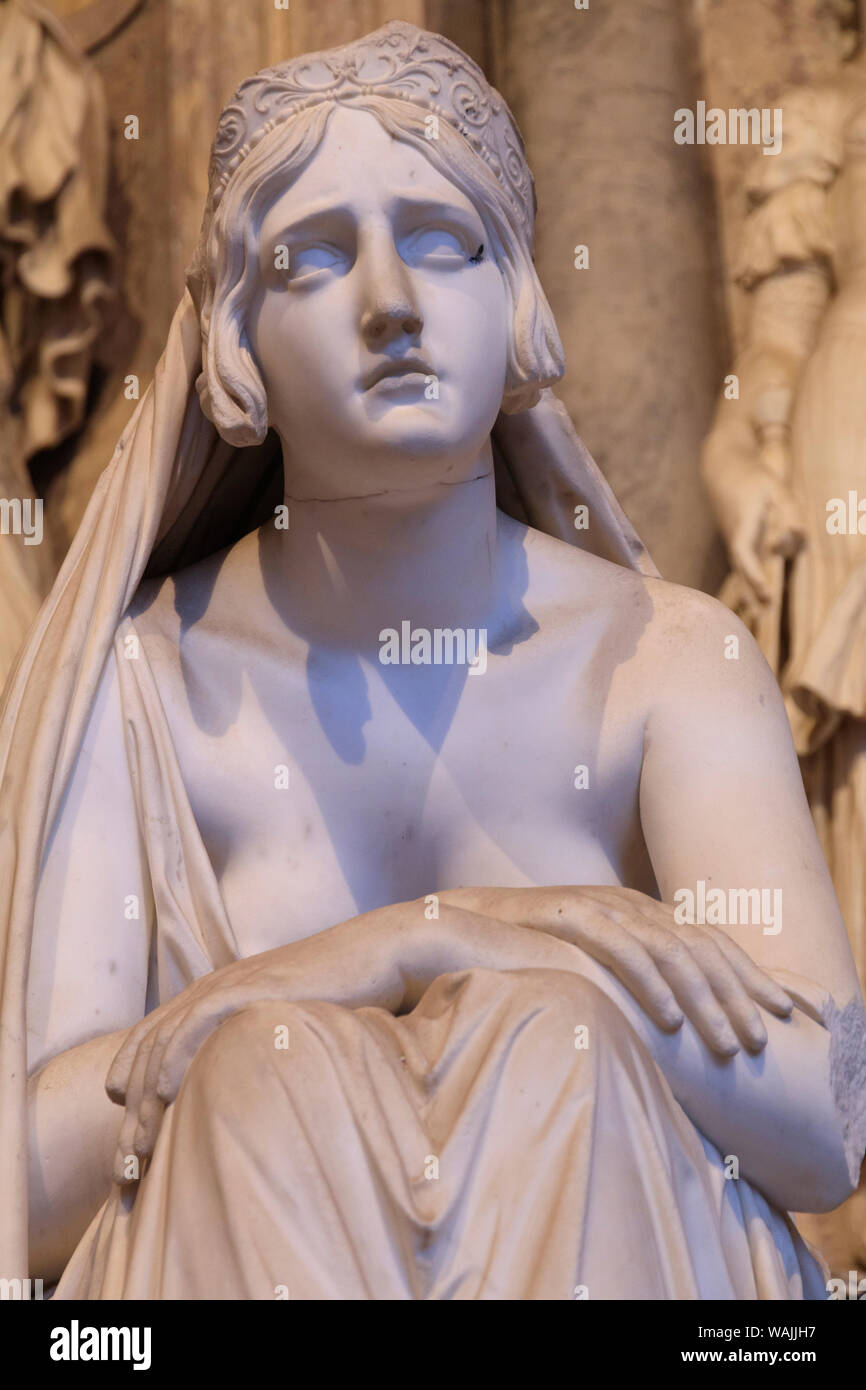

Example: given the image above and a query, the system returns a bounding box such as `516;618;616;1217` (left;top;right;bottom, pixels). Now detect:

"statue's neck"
262;444;502;654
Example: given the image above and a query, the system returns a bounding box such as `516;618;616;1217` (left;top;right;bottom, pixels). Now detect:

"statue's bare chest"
147;622;652;955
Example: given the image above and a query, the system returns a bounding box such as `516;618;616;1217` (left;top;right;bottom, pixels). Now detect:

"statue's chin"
350;410;486;462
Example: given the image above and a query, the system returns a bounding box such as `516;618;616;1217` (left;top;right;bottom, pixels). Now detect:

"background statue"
0;0;115;687
4;21;865;1300
701;7;866;1273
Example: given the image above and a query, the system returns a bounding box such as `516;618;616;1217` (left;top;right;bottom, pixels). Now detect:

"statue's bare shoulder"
517;515;771;717
124;527;282;658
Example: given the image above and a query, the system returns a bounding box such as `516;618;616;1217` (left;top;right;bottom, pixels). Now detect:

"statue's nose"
358;231;424;346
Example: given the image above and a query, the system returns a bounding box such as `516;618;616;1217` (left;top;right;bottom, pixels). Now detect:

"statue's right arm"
27;646;153;1282
28;1028;133;1282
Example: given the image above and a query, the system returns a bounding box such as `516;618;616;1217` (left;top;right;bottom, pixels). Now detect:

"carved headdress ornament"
202;20;537;249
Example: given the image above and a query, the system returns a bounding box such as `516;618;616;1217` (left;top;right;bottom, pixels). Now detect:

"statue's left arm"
634;585;866;1211
441;583;866;1213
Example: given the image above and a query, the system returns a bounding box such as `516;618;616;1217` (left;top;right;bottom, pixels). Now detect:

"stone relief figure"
3;22;866;1300
701;9;866;1275
702;6;866;987
0;0;116;688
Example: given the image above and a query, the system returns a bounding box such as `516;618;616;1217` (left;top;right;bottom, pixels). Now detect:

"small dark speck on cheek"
759;694;765;706
108;960;117;974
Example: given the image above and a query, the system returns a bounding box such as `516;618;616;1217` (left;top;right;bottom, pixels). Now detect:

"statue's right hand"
104;898;529;1181
104;899;434;1180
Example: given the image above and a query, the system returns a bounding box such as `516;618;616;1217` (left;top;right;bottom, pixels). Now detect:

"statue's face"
247;105;510;494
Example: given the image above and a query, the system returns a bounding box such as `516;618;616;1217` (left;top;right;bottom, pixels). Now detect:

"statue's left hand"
435;884;794;1053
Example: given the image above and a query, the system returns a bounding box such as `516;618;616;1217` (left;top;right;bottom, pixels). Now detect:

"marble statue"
4;20;866;1300
701;8;866;1275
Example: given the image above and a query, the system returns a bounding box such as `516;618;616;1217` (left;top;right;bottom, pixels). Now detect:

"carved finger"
113;1063;147;1184
646;937;741;1056
105;1017;154;1103
156;991;241;1102
565;913;684;1030
133;1015;186;1156
677;929;767;1051
704;928;794;1017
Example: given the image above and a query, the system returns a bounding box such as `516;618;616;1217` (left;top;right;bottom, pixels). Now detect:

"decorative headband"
203;19;537;249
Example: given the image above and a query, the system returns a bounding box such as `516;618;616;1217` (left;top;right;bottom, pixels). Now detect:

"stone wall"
497;0;728;588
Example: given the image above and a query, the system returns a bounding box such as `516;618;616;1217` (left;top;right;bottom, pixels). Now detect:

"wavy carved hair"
189;95;564;447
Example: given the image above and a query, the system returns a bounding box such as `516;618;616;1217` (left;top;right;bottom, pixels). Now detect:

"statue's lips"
362;358;434;391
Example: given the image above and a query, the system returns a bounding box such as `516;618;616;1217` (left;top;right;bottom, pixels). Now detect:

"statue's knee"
491;969;622;1060
182;1000;329;1106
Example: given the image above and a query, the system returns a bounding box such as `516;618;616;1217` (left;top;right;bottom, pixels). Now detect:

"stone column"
496;0;726;588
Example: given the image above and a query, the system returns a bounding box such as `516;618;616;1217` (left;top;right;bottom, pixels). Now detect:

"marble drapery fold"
55;972;827;1299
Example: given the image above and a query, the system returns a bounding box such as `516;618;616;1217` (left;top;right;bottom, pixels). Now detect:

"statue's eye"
286;244;343;281
402;226;472;266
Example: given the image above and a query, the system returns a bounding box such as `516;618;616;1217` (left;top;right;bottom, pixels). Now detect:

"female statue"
4;21;866;1300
